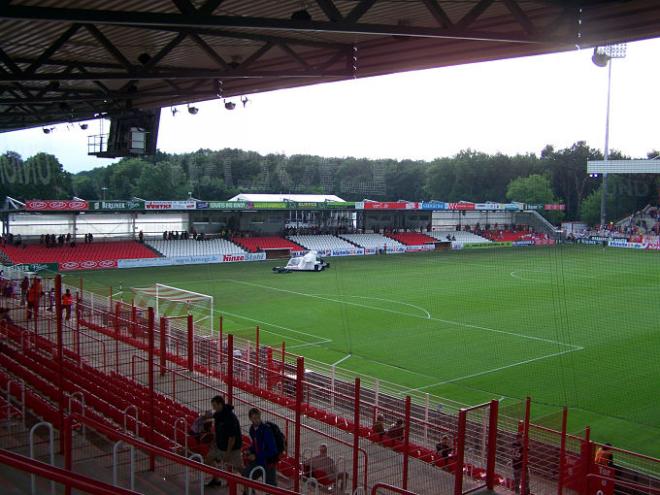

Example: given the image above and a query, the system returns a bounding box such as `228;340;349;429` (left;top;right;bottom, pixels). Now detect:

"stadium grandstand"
2;1;660;494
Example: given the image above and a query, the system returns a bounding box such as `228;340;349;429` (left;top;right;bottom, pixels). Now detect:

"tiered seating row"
287;235;356;252
385;232;436;245
0;241;159;264
231;236;304;253
147;239;247;258
428;231;491;244
339;234;405;250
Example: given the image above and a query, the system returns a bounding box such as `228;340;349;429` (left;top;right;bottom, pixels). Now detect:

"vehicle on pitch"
273;251;330;273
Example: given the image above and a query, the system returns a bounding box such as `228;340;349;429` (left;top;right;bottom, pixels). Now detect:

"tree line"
1;142;657;225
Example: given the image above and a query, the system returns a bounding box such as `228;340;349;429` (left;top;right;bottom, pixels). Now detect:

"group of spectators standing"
198;395;347;491
1;233;21;247
16;275;73;321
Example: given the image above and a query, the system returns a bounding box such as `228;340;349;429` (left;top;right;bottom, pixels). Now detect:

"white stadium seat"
147;239;247;257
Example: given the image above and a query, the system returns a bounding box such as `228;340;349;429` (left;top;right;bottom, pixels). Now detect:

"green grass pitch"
72;245;660;457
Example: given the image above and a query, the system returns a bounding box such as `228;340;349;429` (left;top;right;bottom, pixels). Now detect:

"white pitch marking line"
215;308;332;345
407;347;583;392
309;293;431;319
229;279;581;349
332;354;352;367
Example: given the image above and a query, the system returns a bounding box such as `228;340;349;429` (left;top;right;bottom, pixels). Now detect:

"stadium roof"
2;1;660;133
228;193;345;203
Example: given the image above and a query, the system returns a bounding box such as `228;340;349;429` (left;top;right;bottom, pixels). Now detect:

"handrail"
65;412;299;495
185;453;204;495
122;405;139;436
29;421;55;495
0;448;140;495
586;474;660;495
371;483;418;495
112;440;135;491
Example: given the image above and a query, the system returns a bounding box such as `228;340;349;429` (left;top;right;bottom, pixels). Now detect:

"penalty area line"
332;354;352;366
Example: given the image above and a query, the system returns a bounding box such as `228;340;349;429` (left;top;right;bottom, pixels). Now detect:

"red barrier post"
147;307;155;471
114;302;121;372
353;378;361;493
63;415;73;495
55;274;64;452
159;316;167;376
218;315;223;366
580;427;592;495
521;397;531;495
294;356;304;493
227;334;234;404
255;325;260;387
557;406;568;495
131;304;137;338
453;409;467;495
486;399;500;490
187;314;193;372
74;294;81;362
402;395;411;490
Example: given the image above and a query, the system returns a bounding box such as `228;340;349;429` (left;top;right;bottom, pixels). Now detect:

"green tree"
506;174;554;204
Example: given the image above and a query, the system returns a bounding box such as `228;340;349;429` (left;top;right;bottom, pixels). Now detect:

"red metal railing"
0;448;140;495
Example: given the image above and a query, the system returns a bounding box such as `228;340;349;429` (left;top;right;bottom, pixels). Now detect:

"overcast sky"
1;37;659;173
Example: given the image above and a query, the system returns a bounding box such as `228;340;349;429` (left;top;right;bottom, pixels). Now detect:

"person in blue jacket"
243;408;278;487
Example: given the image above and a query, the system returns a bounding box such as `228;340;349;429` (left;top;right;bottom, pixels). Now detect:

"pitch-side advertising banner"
420;202;447;210
117;252;266;269
26;200;89;211
330;247;365;256
59;259;117;271
404;245;435;253
144;200;196;210
385;246;407;254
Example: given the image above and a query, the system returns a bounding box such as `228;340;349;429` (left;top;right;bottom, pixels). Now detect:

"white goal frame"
131;283;214;335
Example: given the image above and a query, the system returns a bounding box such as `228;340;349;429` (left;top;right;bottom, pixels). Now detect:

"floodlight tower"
592;43;626;228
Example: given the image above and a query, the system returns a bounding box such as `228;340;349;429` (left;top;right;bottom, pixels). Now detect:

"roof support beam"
84;24;134;71
0;69;352;82
315;0;343;22
0;5;541;43
502;0;536;35
25;23;80;74
188;33;228;69
422;0;453;29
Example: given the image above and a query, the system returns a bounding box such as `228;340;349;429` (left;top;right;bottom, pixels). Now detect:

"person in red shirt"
62;289;73;321
26;277;42;320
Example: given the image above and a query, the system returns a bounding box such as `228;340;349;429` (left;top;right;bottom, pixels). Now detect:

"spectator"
20;276;29;306
595;443;614;467
26;277;42;321
138;230;144;243
47;288;55;312
205;395;243;488
372;415;385;438
436;436;453;460
511;433;530;495
304;444;348;489
62;289;73;321
243;408;278;486
88;233;93;243
386;419;404;441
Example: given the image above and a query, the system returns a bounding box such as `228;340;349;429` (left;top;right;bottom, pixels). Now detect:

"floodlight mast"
592;43;626;228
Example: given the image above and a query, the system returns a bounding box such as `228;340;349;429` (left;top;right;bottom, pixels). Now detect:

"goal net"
131;283;214;335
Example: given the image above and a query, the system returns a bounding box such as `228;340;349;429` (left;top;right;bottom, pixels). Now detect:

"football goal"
131;283;214;335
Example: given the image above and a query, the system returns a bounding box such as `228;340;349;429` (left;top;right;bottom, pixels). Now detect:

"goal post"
131;283;214;335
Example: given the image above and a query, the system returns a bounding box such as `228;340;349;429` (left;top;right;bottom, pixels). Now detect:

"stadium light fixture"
187;104;199;115
224;100;236;110
42;127;54;134
592;43;626;227
241;96;249;108
79;123;88;130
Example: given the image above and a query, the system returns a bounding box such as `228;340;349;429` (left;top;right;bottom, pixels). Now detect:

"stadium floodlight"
592;43;626;227
132;283;214;336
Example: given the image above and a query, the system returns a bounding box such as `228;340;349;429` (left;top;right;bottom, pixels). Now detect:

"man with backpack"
242;408;283;487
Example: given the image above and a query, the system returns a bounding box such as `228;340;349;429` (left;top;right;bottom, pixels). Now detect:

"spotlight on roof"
591;48;609;68
240;96;249;108
42;127;54;134
171;106;178;117
291;9;311;21
79;123;88;130
137;52;151;65
224;100;236;111
187;105;199;115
